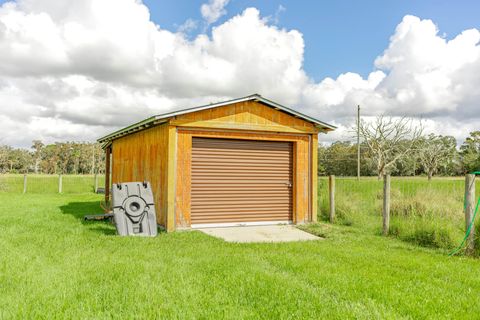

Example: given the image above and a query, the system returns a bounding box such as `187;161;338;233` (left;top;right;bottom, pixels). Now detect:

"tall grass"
319;176;479;251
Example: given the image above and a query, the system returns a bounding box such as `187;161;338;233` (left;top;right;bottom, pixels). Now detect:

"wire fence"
0;174;105;194
318;176;480;252
1;173;478;252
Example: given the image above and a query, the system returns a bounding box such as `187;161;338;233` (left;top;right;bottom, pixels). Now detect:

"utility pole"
357;105;360;181
91;144;95;175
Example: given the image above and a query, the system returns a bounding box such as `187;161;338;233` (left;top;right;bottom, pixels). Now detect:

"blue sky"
144;0;480;81
0;0;479;146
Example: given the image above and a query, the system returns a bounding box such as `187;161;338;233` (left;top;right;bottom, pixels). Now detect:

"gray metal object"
112;182;158;237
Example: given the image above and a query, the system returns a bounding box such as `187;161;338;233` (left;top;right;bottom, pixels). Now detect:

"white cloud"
272;4;286;25
0;1;478;148
177;18;198;34
299;15;480;143
200;0;230;25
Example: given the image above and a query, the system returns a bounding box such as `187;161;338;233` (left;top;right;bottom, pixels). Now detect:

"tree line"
319;117;480;178
0;118;478;178
0;141;105;174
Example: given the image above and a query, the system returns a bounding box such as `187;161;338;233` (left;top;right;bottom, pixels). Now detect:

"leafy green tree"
460;131;480;173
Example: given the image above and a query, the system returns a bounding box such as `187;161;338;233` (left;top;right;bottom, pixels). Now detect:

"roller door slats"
192;202;292;209
192;172;291;177
193;143;290;150
193;149;291;156
192;211;292;217
191;137;293;224
192;184;290;188
192;216;291;223
191;195;291;200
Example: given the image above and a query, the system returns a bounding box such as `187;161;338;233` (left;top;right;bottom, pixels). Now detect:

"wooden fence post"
94;173;98;193
465;174;475;255
105;146;111;204
383;174;391;236
23;174;27;194
58;174;63;193
329;175;335;223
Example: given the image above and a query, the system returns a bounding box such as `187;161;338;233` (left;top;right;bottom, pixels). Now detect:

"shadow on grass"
59;201;116;235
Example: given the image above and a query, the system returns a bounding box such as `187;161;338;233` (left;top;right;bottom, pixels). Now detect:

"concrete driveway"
197;225;321;243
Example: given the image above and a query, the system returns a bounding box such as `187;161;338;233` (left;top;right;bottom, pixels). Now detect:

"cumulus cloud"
0;1;478;148
300;15;480;142
200;0;230;25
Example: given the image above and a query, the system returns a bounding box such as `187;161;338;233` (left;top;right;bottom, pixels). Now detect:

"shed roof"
98;94;336;144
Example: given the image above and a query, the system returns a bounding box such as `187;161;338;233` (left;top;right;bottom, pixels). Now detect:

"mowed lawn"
1;193;480;319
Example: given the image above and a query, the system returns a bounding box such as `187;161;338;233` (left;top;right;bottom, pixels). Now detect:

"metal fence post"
329;175;335;223
465;174;475;255
383;174;391;236
58;174;63;193
23;174;27;194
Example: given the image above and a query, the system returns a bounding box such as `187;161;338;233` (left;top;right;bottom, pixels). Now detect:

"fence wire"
0;174;105;194
318;176;480;251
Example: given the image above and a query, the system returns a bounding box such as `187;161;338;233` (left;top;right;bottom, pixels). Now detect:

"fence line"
0;174;105;194
319;175;479;253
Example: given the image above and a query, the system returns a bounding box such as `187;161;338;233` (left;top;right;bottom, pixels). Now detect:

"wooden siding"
110;100;320;231
311;134;318;222
171;101;320;134
175;129;313;227
111;124;171;229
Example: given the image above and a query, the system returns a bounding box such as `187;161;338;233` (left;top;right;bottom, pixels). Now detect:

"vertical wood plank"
293;138;309;223
175;131;192;227
311;134;318;222
105;146;111;203
166;125;177;232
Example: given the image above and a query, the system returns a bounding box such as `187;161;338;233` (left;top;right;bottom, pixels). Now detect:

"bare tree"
31;140;44;174
359;115;423;179
418;134;456;180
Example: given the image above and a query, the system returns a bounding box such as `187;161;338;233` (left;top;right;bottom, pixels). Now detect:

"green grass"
319;177;479;251
2;192;480;318
0;174;105;194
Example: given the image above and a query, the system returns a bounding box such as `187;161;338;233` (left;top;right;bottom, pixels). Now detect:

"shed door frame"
175;128;313;229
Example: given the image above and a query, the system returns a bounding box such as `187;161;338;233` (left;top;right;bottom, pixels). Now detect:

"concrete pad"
197;225;321;243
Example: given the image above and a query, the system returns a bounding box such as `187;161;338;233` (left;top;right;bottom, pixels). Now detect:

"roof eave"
97;94;336;144
252;96;337;131
97;116;160;143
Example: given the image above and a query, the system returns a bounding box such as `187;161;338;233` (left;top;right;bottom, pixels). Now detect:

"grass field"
319;177;480;251
1;180;480;318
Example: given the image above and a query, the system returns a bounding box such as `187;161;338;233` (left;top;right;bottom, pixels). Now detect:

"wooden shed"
98;94;335;231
